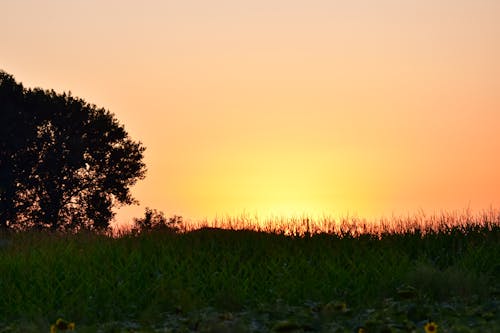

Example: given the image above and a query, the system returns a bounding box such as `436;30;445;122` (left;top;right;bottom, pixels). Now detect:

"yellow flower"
51;318;75;332
424;321;438;333
321;300;349;315
358;327;366;333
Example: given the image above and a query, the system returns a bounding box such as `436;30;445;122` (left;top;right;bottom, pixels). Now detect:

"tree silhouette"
0;72;32;228
0;71;146;231
132;207;182;233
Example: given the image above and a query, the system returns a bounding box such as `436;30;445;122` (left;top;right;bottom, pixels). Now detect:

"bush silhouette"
133;207;182;233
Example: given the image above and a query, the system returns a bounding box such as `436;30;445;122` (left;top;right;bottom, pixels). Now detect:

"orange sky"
2;0;500;225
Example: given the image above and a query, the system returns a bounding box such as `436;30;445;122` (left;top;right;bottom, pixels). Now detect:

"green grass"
0;216;499;332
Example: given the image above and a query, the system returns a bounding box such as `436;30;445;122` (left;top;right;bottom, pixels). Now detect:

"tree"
0;71;146;231
132;207;182;233
0;72;37;228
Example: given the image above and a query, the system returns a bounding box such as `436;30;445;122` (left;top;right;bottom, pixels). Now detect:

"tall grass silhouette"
1;210;498;332
178;208;500;237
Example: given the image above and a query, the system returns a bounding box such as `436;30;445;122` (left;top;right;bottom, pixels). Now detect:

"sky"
2;0;500;227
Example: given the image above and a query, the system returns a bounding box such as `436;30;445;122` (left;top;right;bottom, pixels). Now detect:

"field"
0;213;499;332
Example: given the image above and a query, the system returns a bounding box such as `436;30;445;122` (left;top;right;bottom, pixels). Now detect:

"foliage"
0;71;146;231
132;207;183;233
0;218;498;331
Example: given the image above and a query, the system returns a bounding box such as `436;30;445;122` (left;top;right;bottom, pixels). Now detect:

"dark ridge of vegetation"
0;220;498;332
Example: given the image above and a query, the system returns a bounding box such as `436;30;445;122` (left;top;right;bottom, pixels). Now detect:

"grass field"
0;213;499;332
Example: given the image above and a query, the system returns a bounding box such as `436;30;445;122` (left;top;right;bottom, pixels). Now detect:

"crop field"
0;213;499;332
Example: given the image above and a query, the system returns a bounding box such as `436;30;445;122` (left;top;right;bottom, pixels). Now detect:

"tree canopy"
0;71;146;231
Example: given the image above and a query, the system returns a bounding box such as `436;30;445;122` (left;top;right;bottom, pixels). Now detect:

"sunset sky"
2;0;500;226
